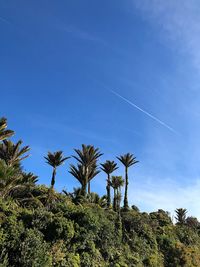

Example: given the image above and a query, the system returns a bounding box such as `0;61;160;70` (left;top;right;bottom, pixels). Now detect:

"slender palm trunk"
84;165;89;194
88;181;91;194
51;167;56;189
123;167;129;210
117;187;119;211
107;173;111;208
117;187;122;212
113;188;117;211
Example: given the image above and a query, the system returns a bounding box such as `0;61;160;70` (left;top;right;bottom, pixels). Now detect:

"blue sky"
1;0;200;219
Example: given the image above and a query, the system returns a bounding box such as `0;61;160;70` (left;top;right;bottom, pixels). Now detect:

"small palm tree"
0;140;30;167
21;172;38;185
69;162;100;196
0;161;37;200
44;151;70;189
87;192;107;208
0;117;14;141
72;144;102;193
175;208;187;225
117;153;138;210
0;160;20;198
110;176;124;212
100;160;118;208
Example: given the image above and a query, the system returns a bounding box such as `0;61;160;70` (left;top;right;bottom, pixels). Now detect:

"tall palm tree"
0;140;30;167
175;208;187;225
110;176;124;212
72;144;102;194
69;162;100;196
44;151;70;189
0;117;14;141
100;160;118;208
117;153;138;210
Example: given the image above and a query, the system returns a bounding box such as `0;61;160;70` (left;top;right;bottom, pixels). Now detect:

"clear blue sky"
1;0;200;218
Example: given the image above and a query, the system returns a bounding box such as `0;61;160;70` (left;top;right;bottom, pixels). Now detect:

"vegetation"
0;118;14;141
100;160;118;208
1;117;200;267
45;151;70;189
117;153;138;210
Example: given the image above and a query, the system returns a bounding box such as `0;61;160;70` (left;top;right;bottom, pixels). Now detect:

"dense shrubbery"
1;194;200;266
1;117;200;266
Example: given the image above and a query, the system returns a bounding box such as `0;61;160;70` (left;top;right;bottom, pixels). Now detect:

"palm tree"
110;176;124;212
21;172;38;185
87;192;107;208
117;153;138;210
72;144;102;193
0;160;20;198
175;208;187;225
69;162;100;196
44;151;70;189
0;117;14;141
0;160;37;200
0;140;30;167
100;160;118;208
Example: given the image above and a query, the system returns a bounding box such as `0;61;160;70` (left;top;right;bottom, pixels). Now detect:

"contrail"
110;89;177;134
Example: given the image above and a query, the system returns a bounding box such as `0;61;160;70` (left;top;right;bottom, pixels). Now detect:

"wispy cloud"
130;176;200;220
28;114;117;144
61;25;108;46
57;23;130;57
110;89;177;134
133;0;200;72
0;15;11;25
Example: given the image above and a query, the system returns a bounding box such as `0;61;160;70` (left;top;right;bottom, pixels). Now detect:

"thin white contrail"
111;89;177;134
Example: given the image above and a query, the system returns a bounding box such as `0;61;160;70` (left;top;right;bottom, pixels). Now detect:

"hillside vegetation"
0;117;200;267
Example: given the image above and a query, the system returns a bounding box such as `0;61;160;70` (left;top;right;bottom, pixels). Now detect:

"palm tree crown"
110;176;124;190
117;153;138;168
0;117;14;141
69;162;100;196
0;140;30;167
44;151;70;168
73;144;102;167
72;144;102;194
100;160;118;174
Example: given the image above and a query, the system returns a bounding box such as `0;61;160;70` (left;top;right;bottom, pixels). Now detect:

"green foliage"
1;193;200;266
19;228;51;267
0;117;14;142
0;139;30;167
1;117;200;266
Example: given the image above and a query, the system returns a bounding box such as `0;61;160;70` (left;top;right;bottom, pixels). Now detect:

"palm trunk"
118;187;121;212
51;168;56;189
88;181;91;194
123;167;129;210
107;173;111;208
85;165;89;194
117;187;119;211
113;188;117;211
82;183;87;196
